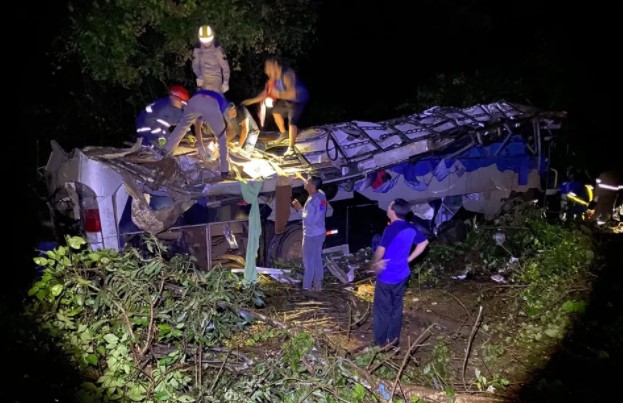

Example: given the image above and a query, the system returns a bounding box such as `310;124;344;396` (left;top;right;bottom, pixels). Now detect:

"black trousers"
373;277;409;346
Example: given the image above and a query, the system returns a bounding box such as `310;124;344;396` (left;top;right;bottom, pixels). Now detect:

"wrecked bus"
43;101;566;269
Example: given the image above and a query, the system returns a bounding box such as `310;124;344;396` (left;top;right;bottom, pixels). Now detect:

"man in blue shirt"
372;198;429;347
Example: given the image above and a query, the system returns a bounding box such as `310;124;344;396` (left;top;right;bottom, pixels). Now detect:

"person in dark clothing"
135;85;190;146
371;198;429;347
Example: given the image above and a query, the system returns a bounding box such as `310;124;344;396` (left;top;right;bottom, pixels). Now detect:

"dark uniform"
135;97;184;146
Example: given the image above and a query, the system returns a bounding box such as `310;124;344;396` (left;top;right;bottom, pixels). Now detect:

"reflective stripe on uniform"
598;183;621;191
156;119;171;128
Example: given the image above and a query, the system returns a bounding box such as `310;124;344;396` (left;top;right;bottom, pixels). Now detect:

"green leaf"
177;396;195;403
561;300;586;314
351;383;365;400
155;391;171;401
103;334;119;344
35;290;46;301
68;236;87;249
28;283;41;296
51;284;64;297
127;385;147;401
33;257;48;266
158;356;175;366
65;306;83;317
85;354;98;365
544;327;561;339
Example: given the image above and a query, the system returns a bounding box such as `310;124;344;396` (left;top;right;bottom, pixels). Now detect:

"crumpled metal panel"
45;101;566;235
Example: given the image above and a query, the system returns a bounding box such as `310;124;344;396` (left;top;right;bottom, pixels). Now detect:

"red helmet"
169;85;190;102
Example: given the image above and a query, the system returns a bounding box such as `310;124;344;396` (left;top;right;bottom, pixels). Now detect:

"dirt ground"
242;266;587;402
243;226;623;403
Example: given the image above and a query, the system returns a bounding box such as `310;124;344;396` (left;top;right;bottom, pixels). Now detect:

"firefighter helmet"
198;25;215;44
169;85;190;102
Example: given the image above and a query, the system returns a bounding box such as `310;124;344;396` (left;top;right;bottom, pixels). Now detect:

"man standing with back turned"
372;198;429;347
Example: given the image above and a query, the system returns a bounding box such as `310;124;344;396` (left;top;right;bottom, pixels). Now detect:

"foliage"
414;71;528;110
474;368;509;392
26;236;386;401
411;199;596;396
64;0;319;91
421;341;453;391
28;235;262;401
38;0;320;149
24;199;601;401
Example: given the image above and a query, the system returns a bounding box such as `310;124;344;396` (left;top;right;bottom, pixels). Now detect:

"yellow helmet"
198;25;215;44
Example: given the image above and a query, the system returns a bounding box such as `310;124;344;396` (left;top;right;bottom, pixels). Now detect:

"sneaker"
283;147;296;157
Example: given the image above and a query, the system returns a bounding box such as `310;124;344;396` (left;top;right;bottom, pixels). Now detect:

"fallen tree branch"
462;305;483;391
391;325;434;398
198;346;202;389
367;348;403;374
366;342;399;371
210;349;230;392
208;347;254;369
346;303;352;341
140;277;166;357
343;357;504;403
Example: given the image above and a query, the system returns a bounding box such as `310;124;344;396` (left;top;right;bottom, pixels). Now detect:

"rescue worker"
192;25;230;94
135;85;190;146
559;170;593;221
593;170;623;224
242;58;309;157
164;89;234;180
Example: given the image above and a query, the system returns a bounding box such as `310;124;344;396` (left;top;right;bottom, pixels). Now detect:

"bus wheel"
267;223;303;266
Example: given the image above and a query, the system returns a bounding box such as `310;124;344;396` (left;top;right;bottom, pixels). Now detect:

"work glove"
221;82;229;93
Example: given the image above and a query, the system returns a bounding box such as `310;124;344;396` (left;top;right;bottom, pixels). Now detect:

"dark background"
8;1;621;401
